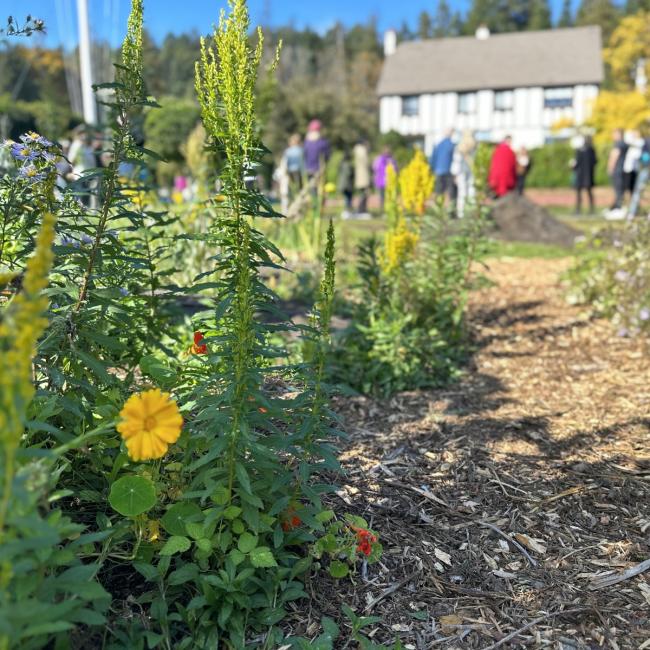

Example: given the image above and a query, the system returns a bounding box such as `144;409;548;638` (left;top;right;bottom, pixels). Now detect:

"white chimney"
475;24;490;40
384;29;397;57
635;58;647;94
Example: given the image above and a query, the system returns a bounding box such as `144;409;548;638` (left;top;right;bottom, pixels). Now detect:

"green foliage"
331;167;488;396
144;97;201;184
566;218;650;335
525;141;609;188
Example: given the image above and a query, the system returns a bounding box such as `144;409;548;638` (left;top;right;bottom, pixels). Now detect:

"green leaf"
161;502;202;536
315;509;335;523
211;486;231;505
237;532;258;554
231;519;245;535
185;522;205;540
235;462;252;493
249;546;277;568
223;505;242;520
328;560;349;578
139;354;177;384
228;548;245;566
159;535;191;556
108;476;156;517
195;537;212;553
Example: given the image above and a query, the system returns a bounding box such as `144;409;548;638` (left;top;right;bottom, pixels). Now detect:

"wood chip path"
298;257;650;649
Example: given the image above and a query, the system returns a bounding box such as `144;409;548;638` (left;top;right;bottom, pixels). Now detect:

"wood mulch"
296;257;650;649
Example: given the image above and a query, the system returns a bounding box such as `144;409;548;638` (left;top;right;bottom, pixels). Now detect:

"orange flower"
351;526;377;557
281;506;302;531
190;331;207;355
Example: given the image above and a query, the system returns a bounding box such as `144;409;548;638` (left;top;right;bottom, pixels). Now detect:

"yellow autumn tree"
604;12;650;91
588;90;650;144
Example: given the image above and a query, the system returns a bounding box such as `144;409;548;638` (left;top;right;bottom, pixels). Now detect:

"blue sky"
6;0;577;47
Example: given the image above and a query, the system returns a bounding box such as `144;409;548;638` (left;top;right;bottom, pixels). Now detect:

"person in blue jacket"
430;128;457;203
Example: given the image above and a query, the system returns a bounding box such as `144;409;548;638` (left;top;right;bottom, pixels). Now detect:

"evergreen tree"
528;0;552;29
624;0;650;13
576;0;621;41
398;21;414;42
417;10;433;39
432;0;453;37
557;0;574;26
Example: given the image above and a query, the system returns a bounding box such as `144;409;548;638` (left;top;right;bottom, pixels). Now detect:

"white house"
377;26;604;152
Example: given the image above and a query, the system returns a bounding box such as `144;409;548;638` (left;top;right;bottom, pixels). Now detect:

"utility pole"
77;0;96;124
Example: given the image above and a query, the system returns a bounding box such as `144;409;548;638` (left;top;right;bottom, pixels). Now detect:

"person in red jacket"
488;136;517;197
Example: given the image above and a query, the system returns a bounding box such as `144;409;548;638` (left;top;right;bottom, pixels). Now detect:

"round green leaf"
328;560;349;579
237;532;258;554
109;476;156;517
249;546;278;568
161;502;202;536
160;535;191;556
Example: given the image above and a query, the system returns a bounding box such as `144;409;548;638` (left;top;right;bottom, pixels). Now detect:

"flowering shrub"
0;1;378;648
566;218;650;336
332;150;487;396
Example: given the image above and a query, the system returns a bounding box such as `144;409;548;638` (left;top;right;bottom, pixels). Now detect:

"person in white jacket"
451;130;476;218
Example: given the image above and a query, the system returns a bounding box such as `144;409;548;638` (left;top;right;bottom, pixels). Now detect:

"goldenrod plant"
332;149;487;396
399;148;434;216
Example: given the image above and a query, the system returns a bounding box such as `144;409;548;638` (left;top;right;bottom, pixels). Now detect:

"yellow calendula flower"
117;389;183;461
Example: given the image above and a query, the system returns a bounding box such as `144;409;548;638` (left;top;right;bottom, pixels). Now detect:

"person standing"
430;128;456;201
303;119;330;184
338;149;355;218
451;130;476;218
515;146;532;195
572;135;597;215
607;128;628;211
283;133;304;191
372;146;397;212
488;135;517;198
353;139;371;217
623;130;644;202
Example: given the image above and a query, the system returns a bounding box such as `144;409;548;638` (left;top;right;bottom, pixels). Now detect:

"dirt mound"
490;193;580;247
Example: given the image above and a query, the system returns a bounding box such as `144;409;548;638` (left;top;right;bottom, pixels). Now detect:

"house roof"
377;26;604;96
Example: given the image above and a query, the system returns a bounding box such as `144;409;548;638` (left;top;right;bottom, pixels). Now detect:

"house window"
458;92;477;115
401;95;419;117
494;89;514;111
544;87;573;108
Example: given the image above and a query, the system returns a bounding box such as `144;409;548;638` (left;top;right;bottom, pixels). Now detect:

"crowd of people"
275;123;535;220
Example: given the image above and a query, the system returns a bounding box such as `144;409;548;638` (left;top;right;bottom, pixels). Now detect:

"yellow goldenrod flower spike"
399;149;434;217
0;211;57;533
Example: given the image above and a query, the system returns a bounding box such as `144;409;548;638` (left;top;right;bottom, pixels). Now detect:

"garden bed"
298;257;649;648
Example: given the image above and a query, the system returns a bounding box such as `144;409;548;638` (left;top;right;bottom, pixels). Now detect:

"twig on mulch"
479;521;538;567
589;558;650;590
480;608;591;650
364;571;421;613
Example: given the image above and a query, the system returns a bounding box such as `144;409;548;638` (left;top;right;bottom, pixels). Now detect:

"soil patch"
490;195;581;247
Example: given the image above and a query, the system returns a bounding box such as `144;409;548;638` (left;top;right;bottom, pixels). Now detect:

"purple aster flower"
640;308;650;322
614;270;629;283
119;287;129;297
37;136;53;147
617;327;630;338
10;142;38;162
20;132;40;144
18;164;46;182
80;234;94;246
